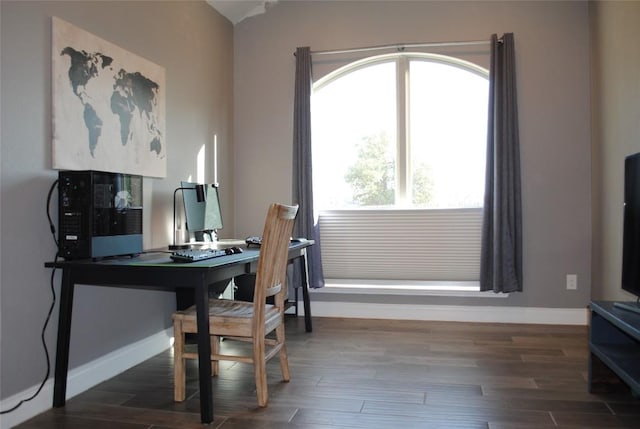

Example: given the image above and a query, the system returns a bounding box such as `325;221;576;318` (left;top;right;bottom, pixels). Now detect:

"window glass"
409;60;488;208
312;61;396;209
312;54;488;210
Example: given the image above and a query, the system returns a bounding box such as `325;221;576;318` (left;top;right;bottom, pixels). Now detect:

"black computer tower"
58;170;143;260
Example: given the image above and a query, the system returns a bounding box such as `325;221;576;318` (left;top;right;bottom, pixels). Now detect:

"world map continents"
60;46;162;158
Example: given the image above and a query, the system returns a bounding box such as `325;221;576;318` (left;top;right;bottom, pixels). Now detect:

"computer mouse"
231;246;243;254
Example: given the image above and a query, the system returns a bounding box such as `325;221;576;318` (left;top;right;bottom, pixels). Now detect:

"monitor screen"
181;182;223;232
203;185;223;231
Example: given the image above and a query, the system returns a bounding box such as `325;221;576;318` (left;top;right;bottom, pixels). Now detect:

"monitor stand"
613;301;640;316
204;230;218;242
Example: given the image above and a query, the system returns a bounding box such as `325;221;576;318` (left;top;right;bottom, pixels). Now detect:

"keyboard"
170;248;227;262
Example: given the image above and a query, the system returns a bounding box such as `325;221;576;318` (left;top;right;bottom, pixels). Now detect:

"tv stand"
613;301;640;316
589;301;640;395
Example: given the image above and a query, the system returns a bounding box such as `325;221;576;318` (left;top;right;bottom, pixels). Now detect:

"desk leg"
53;270;74;407
301;250;312;332
194;283;213;424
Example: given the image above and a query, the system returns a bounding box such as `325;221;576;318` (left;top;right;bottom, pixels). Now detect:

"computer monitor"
181;182;223;233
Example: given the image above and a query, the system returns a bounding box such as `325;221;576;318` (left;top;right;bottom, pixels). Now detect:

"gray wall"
0;1;233;400
233;1;592;309
590;1;640;301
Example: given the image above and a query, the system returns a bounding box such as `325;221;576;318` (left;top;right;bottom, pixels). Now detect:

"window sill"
312;279;508;298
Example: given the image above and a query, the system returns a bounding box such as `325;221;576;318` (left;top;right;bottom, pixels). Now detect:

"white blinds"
318;208;482;281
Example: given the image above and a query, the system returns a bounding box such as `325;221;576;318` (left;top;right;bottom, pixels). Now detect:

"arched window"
312;53;489;287
312;53;488;210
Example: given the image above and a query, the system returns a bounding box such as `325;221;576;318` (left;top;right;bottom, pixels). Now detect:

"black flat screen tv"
618;152;640;314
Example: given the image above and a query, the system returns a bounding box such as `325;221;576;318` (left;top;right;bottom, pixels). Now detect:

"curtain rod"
308;39;491;56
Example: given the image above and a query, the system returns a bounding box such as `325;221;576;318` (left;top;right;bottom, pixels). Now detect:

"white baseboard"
306;301;588;325
0;328;172;429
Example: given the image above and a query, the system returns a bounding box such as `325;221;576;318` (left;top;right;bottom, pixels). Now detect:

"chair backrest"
252;203;299;322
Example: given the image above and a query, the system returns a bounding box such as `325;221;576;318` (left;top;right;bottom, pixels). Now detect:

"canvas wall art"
52;17;166;177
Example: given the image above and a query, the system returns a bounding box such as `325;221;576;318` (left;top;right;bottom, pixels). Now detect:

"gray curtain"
291;46;325;289
480;33;522;293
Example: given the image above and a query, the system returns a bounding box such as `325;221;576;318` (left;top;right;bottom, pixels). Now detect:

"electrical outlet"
566;274;577;290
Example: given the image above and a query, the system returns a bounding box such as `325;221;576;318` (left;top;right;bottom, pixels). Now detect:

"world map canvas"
52;17;166;177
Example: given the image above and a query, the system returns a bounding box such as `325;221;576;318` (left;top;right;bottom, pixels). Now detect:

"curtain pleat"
480;33;523;293
292;46;325;289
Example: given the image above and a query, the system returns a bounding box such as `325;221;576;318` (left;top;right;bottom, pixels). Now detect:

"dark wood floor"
15;317;640;429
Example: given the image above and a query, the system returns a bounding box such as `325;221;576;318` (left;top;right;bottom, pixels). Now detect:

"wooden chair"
172;203;299;407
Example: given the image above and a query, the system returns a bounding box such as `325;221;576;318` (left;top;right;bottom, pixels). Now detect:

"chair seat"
174;298;279;319
173;299;282;337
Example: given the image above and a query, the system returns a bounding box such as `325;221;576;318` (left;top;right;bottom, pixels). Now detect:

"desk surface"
46;239;311;269
60;247;259;267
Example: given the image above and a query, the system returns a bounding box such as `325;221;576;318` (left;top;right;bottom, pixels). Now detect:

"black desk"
44;240;313;424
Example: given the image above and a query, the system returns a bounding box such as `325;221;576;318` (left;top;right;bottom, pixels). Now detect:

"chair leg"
211;335;219;376
275;323;290;382
253;337;268;407
173;320;186;402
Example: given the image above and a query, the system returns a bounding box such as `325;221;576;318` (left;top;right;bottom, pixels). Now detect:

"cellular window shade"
318;208;482;281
